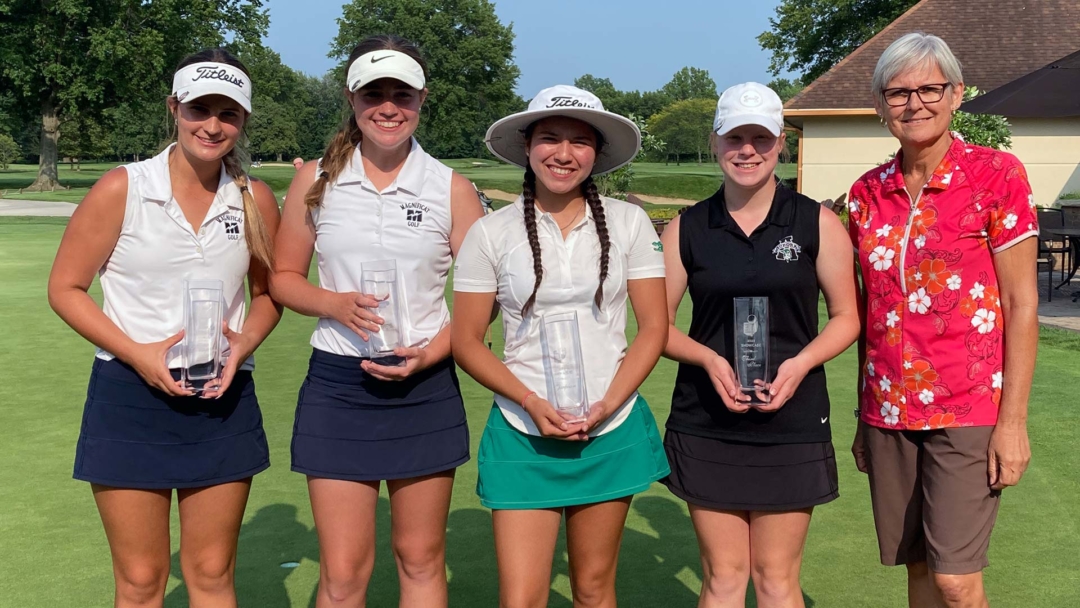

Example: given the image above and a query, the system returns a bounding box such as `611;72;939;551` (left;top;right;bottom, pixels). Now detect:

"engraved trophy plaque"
734;296;770;404
540;311;589;422
181;279;225;392
361;259;406;367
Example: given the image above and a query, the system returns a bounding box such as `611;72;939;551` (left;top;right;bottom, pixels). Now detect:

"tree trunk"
276;153;283;162
27;95;61;192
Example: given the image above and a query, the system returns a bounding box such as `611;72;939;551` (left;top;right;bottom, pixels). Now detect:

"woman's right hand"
124;331;193;397
522;394;588;441
703;352;751;413
852;420;868;474
327;291;384;340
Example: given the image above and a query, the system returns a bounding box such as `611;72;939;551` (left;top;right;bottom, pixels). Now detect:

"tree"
0;1;268;191
759;0;918;81
594;113;665;198
106;103;165;162
768;77;804;161
333;0;522;158
296;73;349;160
247;95;299;161
661;67;718;102
648;99;715;165
951;87;1012;150
0;134;19;170
573;74;619;102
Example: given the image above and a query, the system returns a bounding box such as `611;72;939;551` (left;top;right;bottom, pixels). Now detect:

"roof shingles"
785;0;1080;111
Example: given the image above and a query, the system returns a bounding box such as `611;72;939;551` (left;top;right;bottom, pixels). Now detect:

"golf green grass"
1;216;1076;606
1;160;797;205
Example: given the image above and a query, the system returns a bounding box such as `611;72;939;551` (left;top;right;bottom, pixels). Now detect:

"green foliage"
296;73;349;160
594;114;663;198
951;87;1012;150
105;103;166;161
647;99;715;164
758;0;919;81
661;67;718;101
247;95;299;160
571;75;672;121
1058;191;1080;200
333;0;522;159
0;133;19;169
768;78;804;161
645;206;683;220
0;0;270;187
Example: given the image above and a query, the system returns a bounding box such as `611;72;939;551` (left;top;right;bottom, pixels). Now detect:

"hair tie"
320;171;330;180
239;185;249;193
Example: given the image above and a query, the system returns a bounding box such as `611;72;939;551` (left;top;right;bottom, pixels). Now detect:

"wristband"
521;391;536;408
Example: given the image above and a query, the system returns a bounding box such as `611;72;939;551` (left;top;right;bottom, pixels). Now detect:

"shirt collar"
336;138;424;196
513;195;596;231
886;133;965;194
707;182;795;231
140;143;243;211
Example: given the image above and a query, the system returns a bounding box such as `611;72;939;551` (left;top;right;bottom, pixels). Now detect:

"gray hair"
872;33;963;104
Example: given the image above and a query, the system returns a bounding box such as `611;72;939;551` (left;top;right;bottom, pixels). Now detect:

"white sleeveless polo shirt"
95;144;254;371
309;139;454;357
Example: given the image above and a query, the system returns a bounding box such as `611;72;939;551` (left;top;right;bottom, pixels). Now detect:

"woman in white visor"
48;48;281;606
271;34;483;607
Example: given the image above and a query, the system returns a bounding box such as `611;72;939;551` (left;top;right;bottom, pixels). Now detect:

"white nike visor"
347;50;426;92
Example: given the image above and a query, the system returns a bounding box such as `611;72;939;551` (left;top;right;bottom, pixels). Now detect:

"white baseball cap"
713;82;784;137
347;50;426;92
485;84;641;176
172;62;253;113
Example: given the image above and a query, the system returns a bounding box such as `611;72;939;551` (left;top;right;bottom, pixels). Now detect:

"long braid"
582;176;610;310
521;167;544;317
305;113;363;209
222;148;275;270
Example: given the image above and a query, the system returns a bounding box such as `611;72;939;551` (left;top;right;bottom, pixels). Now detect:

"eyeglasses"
881;83;951;107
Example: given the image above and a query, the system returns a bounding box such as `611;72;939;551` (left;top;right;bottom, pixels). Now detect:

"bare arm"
660;215;747;412
47;167;190;396
583;277;667;432
763;206;861;410
451;290;585;439
988;237;1038;489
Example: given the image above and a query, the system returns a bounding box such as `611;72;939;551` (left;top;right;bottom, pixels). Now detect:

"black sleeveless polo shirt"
667;184;831;444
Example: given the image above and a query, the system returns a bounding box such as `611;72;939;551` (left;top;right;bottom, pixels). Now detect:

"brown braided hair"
305;34;429;209
170;48;274;270
520;122;611;316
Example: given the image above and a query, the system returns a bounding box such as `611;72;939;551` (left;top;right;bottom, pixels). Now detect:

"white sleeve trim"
627;266;666;280
991;230;1039;254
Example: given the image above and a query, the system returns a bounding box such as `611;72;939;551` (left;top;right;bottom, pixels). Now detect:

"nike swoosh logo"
821;417;828;424
371;55;392;63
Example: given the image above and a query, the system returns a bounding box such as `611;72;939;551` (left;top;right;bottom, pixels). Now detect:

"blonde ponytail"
305;112;363;209
222;149;275;271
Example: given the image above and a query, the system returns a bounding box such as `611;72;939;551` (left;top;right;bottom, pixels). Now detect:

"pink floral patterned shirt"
848;136;1038;430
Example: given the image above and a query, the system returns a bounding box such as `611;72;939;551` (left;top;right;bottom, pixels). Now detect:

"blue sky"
262;0;792;96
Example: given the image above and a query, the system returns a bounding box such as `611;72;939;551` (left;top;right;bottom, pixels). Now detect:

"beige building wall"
798;116;1080;205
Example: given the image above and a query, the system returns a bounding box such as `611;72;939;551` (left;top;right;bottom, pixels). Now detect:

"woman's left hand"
755;355;812;413
361;346;430;381
202;324;251;399
580;398;620;436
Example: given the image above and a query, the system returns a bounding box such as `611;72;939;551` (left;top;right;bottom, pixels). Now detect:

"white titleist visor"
172;62;252;113
347;50;426;91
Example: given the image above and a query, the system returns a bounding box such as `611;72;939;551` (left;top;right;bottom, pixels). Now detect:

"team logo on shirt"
217;214;243;240
772;236;801;262
652;241;663;252
400;202;429;228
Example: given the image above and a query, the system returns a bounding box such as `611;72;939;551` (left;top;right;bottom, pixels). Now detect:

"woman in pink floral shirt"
849;33;1039;608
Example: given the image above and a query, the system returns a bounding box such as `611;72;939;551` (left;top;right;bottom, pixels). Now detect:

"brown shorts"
864;425;1000;575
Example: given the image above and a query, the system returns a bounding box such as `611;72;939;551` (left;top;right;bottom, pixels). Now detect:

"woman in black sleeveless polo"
659;82;859;607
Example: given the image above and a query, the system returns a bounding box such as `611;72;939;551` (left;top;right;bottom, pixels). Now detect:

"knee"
114;562;169;604
500;587;548;608
181;551;234;593
750;563;801;602
570;569;616;607
320;556;374;603
933;573;982;605
701;560;750;600
393;538;445;584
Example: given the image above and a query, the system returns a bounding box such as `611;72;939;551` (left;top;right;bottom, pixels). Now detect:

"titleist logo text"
546;96;594;109
192;67;245;88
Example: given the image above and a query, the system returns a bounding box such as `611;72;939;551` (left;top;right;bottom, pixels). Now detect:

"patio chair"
1038;208;1069;284
1038;249;1056;302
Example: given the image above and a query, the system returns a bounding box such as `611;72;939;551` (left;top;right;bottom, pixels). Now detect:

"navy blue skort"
73;358;270;489
291;349;470;481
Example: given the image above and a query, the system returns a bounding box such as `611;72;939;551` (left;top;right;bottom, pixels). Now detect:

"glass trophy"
181;279;224;393
540;311;589;422
733;296;770;404
361;259;406;367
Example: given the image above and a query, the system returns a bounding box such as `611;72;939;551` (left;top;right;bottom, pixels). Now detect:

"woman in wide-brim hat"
452;84;671;606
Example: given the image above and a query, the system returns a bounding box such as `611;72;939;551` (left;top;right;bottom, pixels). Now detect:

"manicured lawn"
1;216;1076;606
1;160;797;206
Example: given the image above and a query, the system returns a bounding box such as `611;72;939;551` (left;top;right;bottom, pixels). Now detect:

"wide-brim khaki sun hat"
485;85;641;176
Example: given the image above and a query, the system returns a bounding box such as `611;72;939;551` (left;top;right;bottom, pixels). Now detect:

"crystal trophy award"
181;279;225;392
733;296;770;404
539;311;589;421
361;259;406;366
